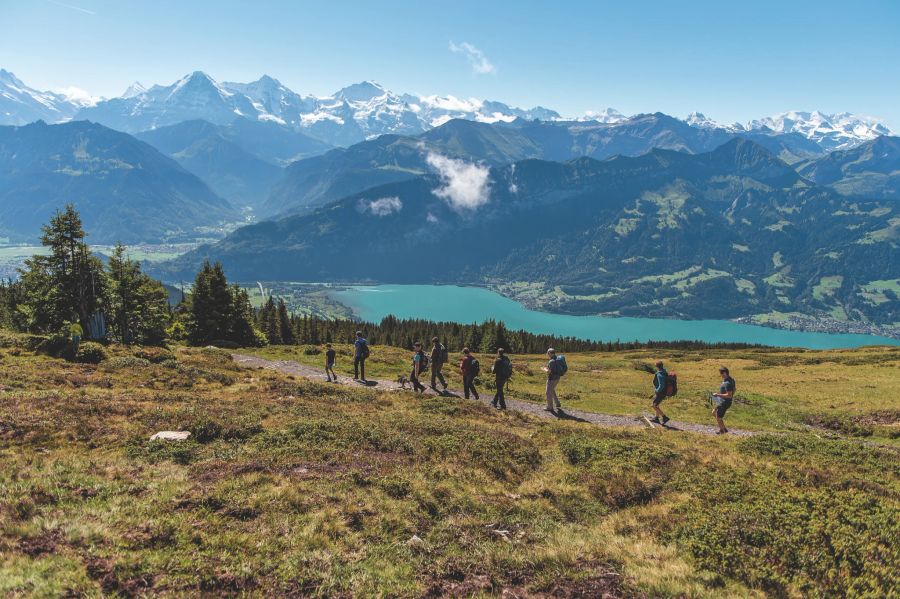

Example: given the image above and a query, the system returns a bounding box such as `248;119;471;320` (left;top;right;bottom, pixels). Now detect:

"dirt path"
232;354;755;437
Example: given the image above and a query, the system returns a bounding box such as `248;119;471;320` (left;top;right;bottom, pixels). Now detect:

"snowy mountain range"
0;68;894;150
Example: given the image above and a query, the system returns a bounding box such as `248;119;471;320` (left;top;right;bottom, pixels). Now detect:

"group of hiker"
324;331;736;433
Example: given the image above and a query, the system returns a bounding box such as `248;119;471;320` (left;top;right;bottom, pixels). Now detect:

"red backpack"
665;372;678;397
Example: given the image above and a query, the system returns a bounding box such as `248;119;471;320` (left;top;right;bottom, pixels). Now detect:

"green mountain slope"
798;135;900;199
0;121;238;243
169;139;897;324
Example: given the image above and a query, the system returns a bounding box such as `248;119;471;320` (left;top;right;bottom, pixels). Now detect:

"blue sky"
2;0;899;127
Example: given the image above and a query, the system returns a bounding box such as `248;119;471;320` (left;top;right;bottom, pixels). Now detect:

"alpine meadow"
0;1;898;597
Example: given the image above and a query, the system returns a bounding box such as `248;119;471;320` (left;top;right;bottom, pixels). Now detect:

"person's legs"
652;394;668;422
494;378;506;409
359;358;366;381
353;357;360;379
432;363;447;390
411;368;424;392
715;400;730;433
545;378;559;410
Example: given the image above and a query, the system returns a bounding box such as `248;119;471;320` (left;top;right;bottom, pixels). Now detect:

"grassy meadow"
0;333;898;597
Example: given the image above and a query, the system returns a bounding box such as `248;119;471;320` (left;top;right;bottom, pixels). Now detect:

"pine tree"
106;243;170;344
18;204;105;335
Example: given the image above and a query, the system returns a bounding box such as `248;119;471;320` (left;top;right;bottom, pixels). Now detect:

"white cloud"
54;86;100;106
449;41;495;75
362;196;403;216
426;152;491;211
426;212;439;223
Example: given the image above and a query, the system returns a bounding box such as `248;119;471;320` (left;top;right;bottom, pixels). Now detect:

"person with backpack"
409;341;427;393
325;343;338;383
429;336;449;392
353;331;369;382
711;366;735;434
491;348;512;409
650;360;671;425
542;348;566;412
459;347;480;400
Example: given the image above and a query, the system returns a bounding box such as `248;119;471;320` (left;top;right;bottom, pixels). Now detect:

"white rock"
150;431;191;441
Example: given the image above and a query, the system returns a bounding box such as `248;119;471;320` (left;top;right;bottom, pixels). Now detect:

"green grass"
1;335;898;596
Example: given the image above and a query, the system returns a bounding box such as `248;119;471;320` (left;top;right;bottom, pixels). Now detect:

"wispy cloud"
46;0;96;15
449;41;495;75
426;152;491;211
360;196;403;216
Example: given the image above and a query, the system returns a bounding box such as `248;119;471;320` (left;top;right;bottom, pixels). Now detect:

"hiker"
325;343;337;382
711;366;735;434
430;336;448;392
491;348;512;409
410;341;427;393
69;322;83;350
650;360;671;425
542;348;566;412
459;348;480;400
353;331;369;382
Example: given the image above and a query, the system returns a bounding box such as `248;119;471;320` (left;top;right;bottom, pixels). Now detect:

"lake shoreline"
329;284;900;349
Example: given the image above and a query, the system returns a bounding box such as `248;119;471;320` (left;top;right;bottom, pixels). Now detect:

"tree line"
0;205;763;353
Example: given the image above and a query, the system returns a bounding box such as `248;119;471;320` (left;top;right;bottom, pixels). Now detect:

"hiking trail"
232;354;755;437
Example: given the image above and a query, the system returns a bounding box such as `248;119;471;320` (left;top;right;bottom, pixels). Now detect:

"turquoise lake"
331;285;900;349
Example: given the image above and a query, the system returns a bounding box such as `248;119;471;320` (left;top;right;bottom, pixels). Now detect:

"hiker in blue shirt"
712;366;735;434
543;348;562;412
410;341;427;393
353;331;369;382
650;360;670;425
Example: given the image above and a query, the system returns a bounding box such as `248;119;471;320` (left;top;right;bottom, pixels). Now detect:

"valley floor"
1;336;898;597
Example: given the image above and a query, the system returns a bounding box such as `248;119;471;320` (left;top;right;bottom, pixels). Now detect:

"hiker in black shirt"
429;336;448;392
491;348;512;410
325;343;337;383
712;366;735;434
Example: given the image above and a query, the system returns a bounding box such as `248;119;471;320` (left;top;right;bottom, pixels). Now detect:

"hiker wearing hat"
459;348;480;400
429;336;448;392
542;348;562;412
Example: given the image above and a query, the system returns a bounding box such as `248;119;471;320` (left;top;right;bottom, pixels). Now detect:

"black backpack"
496;356;513;379
470;358;481;377
439;344;449;364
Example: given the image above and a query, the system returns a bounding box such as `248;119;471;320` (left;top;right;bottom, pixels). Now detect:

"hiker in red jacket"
459;348;480;400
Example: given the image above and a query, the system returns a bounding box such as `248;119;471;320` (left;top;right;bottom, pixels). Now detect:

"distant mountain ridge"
2;68;893;151
167;138;897;326
0;121;238;243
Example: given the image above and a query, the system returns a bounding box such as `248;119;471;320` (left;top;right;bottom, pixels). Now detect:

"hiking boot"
649;417;661;424
442;383;448;391
662;416;670;425
544;407;555;412
716;429;728;435
555;402;561;409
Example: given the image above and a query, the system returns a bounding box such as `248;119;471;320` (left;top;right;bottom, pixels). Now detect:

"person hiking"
325;343;337;383
711;366;735;434
69;322;83;351
650;360;671;425
410;341;427;393
430;336;448;392
491;348;512;410
353;331;369;382
459;348;480;400
542;348;564;412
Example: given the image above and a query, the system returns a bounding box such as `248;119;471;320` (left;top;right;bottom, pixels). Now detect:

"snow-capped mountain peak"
580;108;627;123
121;81;147;99
335;81;388;103
748;110;894;151
0;68;80;125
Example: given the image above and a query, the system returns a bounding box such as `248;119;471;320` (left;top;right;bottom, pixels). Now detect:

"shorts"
714;398;732;418
652;392;666;406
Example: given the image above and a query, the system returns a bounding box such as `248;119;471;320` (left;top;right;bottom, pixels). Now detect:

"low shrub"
133;347;175;364
73;342;107;364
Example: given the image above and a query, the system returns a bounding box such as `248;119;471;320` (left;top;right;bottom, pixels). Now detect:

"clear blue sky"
2;0;898;127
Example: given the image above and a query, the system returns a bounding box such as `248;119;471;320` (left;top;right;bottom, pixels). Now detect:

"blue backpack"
554;355;568;376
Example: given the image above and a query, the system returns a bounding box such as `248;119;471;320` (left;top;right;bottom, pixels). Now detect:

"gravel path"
232;354;755;437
